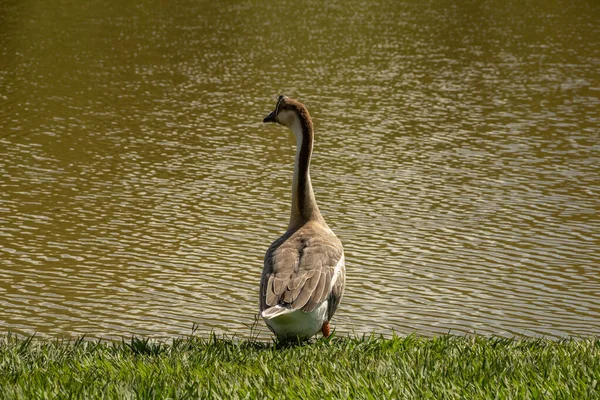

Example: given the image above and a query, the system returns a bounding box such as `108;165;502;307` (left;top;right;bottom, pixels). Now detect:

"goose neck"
289;117;323;229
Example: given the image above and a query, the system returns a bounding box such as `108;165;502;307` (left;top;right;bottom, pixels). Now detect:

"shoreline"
1;333;598;398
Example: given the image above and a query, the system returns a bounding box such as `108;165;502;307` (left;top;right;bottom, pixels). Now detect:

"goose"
259;95;346;341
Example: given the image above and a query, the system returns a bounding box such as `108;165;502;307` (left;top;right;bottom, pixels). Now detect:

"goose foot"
321;321;331;337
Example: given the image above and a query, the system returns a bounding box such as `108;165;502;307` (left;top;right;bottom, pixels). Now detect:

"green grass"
0;333;598;399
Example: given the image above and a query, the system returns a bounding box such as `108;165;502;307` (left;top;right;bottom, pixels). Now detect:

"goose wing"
260;228;345;317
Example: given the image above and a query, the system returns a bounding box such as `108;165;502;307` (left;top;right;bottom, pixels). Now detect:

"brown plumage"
260;95;346;340
261;221;345;316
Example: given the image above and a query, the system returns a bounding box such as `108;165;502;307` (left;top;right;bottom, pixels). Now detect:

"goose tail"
261;305;295;320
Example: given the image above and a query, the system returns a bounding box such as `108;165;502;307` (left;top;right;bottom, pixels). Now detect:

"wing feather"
273;277;288;295
260;224;345;318
265;275;278;307
288;275;307;290
288;280;304;302
327;257;346;320
291;285;313;309
304;271;326;311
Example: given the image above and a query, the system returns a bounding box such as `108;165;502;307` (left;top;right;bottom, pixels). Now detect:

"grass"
0;332;598;399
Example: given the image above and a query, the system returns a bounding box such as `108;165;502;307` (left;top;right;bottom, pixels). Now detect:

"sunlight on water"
1;0;599;340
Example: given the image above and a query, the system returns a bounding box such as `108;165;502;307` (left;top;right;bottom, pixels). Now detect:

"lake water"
1;0;599;340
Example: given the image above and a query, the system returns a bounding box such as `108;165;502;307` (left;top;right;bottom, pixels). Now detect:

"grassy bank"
1;333;598;399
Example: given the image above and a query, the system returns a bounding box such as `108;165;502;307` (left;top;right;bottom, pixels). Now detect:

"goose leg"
321;321;331;337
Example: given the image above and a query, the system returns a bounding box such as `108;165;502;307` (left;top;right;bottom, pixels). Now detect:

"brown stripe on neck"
289;104;323;229
296;116;313;215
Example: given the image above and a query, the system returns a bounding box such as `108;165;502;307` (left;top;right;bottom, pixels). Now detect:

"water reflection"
0;0;599;340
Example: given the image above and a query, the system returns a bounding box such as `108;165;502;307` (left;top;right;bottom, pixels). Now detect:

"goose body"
260;95;346;341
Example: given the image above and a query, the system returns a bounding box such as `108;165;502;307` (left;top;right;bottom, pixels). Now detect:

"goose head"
263;95;310;130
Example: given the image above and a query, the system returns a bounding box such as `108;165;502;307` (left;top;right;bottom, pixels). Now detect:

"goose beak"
263;110;277;123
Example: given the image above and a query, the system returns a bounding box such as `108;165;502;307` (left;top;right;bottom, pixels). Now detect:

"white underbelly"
263;301;328;340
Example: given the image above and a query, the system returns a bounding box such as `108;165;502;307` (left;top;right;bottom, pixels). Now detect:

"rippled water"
1;0;599;340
